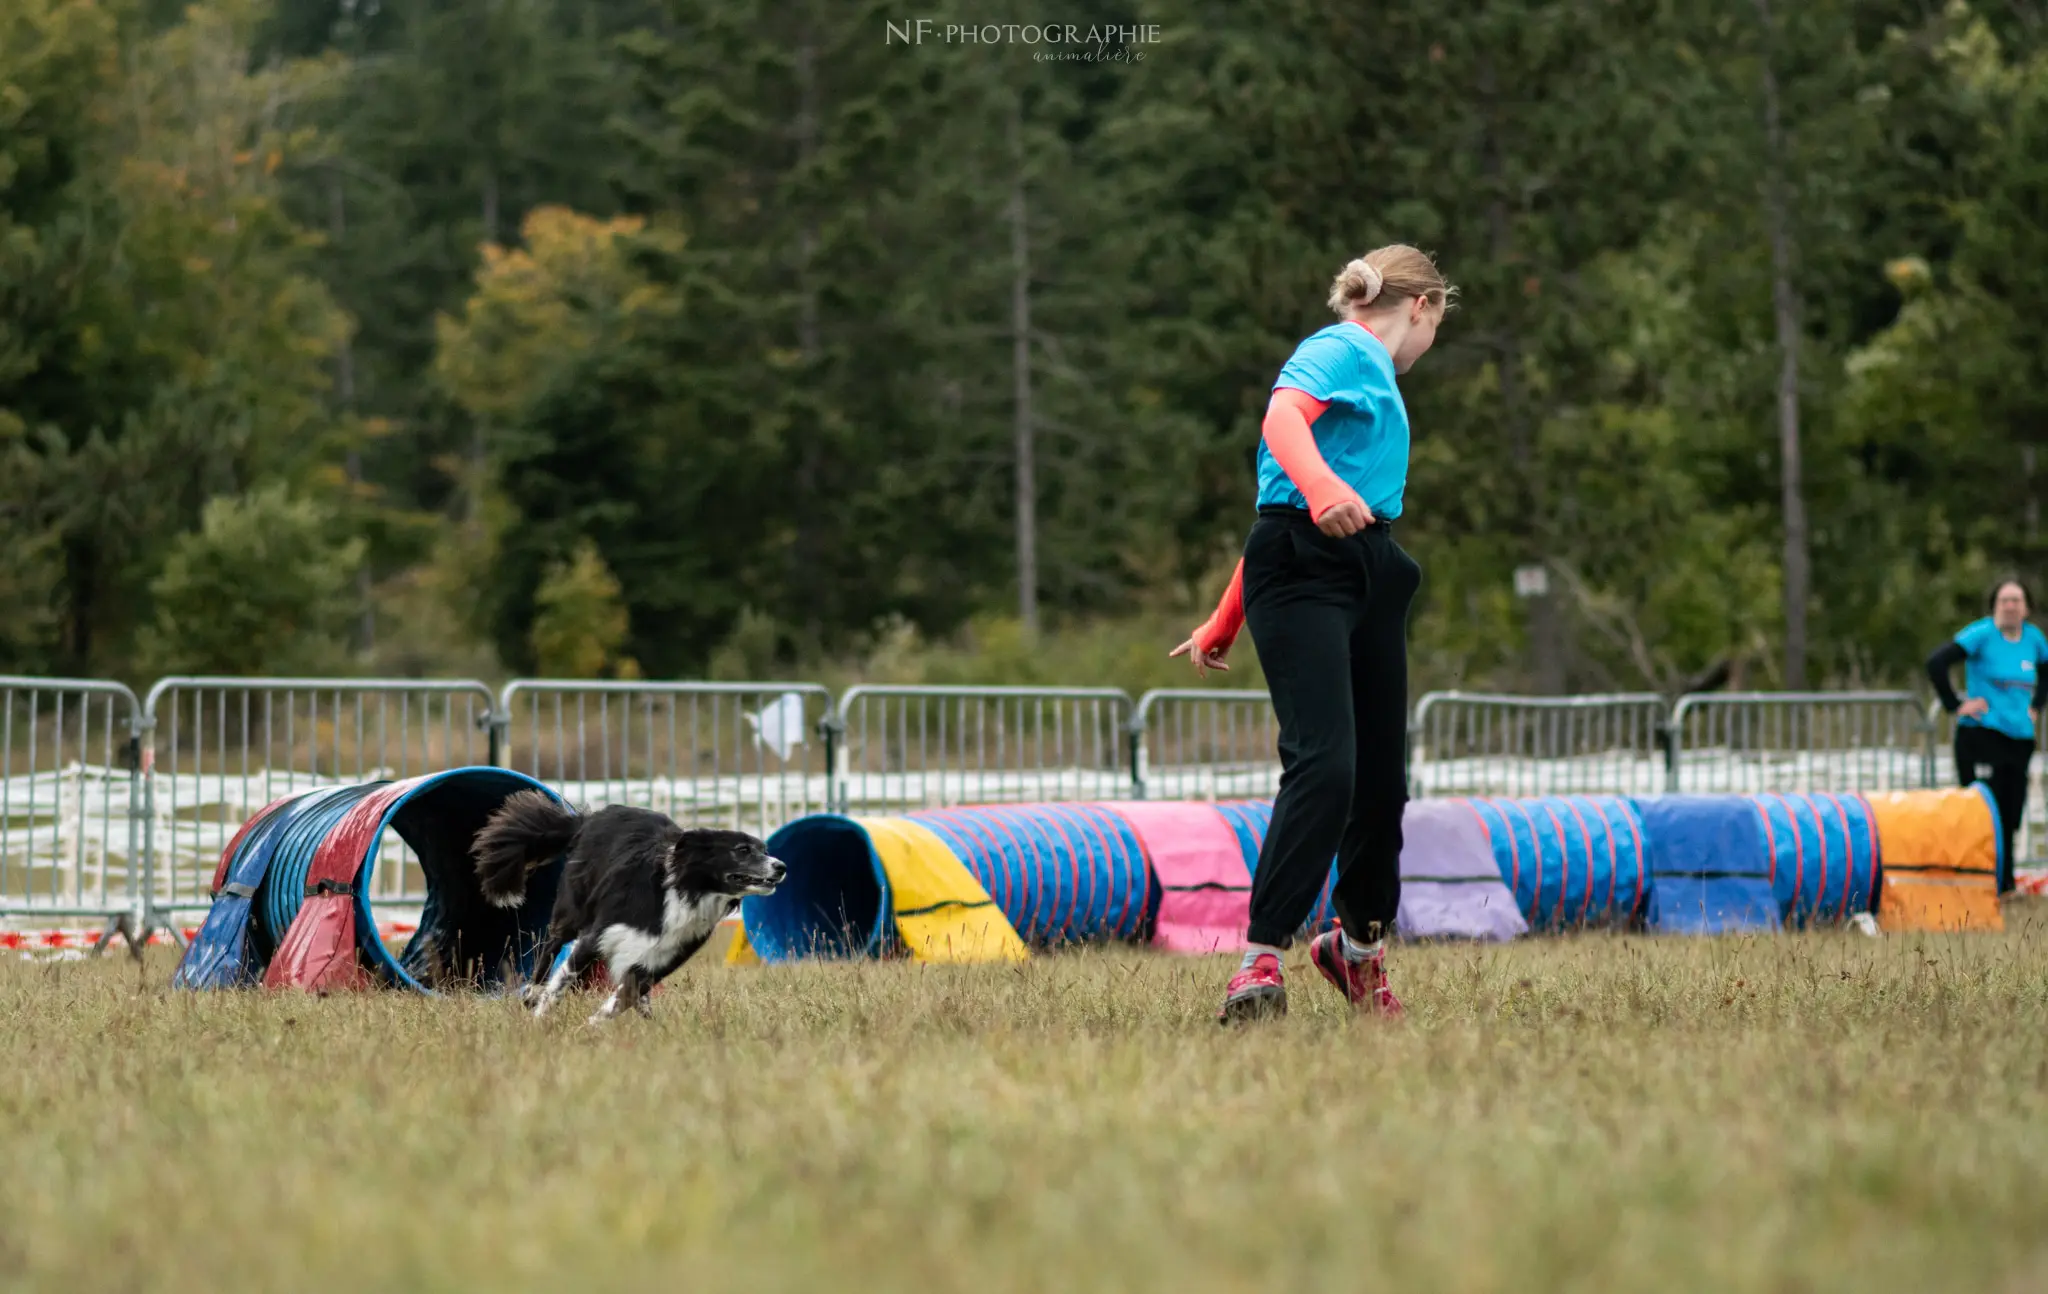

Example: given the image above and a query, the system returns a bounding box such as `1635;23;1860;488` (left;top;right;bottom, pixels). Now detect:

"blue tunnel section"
1747;792;1879;927
747;814;893;960
911;804;1151;945
1465;796;1648;932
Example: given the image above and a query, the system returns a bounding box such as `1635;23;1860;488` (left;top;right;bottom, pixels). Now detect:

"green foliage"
5;0;2048;688
528;538;638;680
2;1;352;672
139;485;365;675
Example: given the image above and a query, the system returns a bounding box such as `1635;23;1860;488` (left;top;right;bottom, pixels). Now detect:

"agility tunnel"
172;767;571;994
1464;796;1649;932
177;776;2010;985
742;805;1140;962
742;801;1335;963
1635;793;1882;934
1749;792;1879;928
742;797;1537;963
1865;786;2004;932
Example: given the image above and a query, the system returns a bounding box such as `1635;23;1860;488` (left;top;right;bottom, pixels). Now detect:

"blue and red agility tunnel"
173;767;569;994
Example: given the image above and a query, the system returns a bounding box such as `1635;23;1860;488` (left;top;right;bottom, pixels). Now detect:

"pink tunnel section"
1103;801;1252;955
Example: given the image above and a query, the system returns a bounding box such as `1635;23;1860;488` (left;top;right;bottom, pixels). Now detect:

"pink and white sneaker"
1216;952;1287;1024
1309;929;1403;1017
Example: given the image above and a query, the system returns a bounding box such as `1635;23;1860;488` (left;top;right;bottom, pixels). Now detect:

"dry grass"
5;916;2048;1294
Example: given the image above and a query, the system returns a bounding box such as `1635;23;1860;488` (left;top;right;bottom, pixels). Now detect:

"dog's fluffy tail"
473;789;579;908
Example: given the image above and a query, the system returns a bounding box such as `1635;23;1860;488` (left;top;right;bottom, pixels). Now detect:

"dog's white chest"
595;892;734;974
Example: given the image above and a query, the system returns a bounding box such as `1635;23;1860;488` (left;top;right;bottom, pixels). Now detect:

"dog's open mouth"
728;872;782;895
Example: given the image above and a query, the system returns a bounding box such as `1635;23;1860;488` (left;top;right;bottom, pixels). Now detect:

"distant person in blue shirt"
1927;577;2048;891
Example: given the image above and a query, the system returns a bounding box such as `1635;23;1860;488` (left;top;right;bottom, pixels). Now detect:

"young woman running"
1927;577;2047;890
1171;245;1453;1024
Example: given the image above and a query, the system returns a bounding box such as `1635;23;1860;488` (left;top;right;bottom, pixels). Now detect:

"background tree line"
3;0;2044;693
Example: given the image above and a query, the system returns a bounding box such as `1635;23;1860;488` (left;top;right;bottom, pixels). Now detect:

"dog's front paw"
517;982;542;1006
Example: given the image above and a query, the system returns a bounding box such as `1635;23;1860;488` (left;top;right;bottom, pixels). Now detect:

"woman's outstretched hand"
1169;636;1230;677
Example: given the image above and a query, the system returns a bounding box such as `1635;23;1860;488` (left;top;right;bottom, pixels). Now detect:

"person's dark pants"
1241;507;1420;948
1954;724;2035;893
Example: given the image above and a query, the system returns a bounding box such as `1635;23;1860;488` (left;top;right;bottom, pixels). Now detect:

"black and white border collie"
473;791;784;1023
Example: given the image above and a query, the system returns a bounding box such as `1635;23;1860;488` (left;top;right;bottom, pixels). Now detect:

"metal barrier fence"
494;681;835;840
1408;691;1670;799
139;678;498;927
1668;692;1932;795
0;679;145;944
11;674;2039;945
831;686;1132;814
1129;689;1281;801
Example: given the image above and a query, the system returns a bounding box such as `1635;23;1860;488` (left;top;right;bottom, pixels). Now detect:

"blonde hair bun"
1326;245;1454;318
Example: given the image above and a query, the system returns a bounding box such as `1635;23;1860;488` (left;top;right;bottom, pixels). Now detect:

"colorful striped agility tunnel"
173;767;571;994
170;773;2007;990
737;786;2003;962
737;797;1534;964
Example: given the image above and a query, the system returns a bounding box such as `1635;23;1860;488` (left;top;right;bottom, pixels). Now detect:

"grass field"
4;919;2048;1293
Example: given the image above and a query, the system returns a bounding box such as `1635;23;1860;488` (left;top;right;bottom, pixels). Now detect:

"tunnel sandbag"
1212;800;1339;934
1465;796;1648;932
242;784;386;980
911;804;1150;946
865;817;1028;962
1748;792;1878;926
1104;801;1252;954
1634;795;1778;935
724;920;760;964
1402;801;1528;941
1865;786;2003;933
260;768;572;994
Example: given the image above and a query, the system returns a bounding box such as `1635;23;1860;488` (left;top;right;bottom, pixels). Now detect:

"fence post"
124;703;162;956
1914;695;1940;793
1662;701;1680;795
484;701;510;770
1128;708;1148;801
820;700;844;815
1403;710;1417;799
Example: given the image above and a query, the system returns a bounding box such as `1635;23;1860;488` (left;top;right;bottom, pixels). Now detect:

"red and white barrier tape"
2;922;422;952
2;916;738;954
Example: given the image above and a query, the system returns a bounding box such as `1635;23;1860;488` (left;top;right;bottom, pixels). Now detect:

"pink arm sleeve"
1191;559;1246;656
1190;390;1361;657
1263;387;1364;521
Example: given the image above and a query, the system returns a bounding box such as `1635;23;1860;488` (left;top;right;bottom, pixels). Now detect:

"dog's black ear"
667;829;726;875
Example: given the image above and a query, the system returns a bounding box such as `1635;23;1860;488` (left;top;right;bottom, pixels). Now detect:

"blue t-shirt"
1955;617;2048;741
1255;322;1410;520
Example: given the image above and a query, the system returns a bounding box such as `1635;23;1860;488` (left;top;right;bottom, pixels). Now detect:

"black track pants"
1955;724;2034;893
1240;507;1421;948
